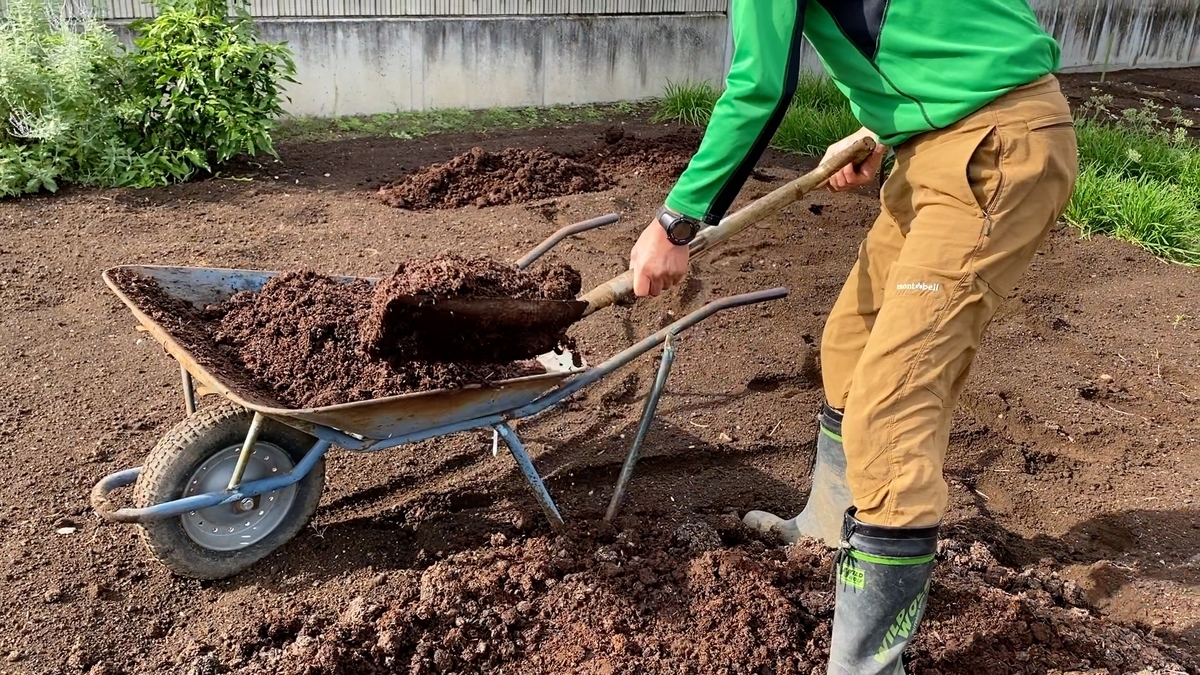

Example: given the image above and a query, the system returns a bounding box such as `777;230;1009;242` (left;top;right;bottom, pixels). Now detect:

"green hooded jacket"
666;0;1061;225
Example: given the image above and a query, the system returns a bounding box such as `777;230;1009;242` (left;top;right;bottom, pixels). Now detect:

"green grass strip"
273;101;650;144
654;72;858;156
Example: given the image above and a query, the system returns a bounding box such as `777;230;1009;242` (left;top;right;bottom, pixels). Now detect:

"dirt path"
0;69;1197;675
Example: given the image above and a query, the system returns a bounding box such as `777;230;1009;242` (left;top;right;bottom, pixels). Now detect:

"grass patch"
652;80;721;126
1068;97;1200;266
1066;165;1200;265
273;101;648;144
654;72;859;155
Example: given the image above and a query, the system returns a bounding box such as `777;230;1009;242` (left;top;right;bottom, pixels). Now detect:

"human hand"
822;128;887;192
630;219;689;297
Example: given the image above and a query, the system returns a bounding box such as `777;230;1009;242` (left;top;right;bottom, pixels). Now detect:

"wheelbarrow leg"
605;334;678;522
180;363;197;415
494;423;564;529
226;412;265;491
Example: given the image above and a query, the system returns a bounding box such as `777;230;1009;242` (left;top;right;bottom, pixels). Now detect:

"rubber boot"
828;508;939;675
742;404;851;547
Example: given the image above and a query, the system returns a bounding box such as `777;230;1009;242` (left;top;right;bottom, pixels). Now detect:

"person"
629;1;1079;672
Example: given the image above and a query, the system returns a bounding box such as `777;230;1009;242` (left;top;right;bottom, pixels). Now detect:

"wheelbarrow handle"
515;213;621;270
577;137;876;316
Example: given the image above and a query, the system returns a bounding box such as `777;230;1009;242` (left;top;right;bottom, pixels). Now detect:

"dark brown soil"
109;266;550;408
0;67;1197;675
227;521;1194;674
1058;67;1200;131
377;147;612;210
360;254;582;363
587;127;701;186
376;127;702;211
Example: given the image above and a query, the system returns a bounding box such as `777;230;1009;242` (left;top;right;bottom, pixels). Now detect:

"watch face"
669;219;695;243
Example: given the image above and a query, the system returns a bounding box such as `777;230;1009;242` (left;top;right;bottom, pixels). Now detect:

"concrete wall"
252;15;728;116
1033;0;1200;71
103;0;1200;117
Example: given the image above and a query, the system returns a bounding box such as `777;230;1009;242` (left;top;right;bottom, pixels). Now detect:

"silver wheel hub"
180;441;298;551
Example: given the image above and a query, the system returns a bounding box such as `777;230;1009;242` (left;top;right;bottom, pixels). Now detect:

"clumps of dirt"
223;518;1196;675
214;269;545;408
377;147;611;210
108;258;584;408
107;267;257;394
377;128;702;211
589;127;700;186
360;254;582;363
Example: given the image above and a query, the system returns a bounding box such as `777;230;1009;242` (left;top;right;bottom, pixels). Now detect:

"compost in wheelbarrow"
359;253;586;364
106;256;582;409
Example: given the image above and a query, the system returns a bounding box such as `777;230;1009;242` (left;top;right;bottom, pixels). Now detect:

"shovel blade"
364;295;589;363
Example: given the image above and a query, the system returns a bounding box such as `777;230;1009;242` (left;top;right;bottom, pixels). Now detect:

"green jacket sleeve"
665;0;808;225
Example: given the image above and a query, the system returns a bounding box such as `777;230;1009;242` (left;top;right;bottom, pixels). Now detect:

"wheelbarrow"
89;139;872;580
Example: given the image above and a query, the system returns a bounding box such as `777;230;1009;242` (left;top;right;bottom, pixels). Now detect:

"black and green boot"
743;404;851;547
829;508;939;675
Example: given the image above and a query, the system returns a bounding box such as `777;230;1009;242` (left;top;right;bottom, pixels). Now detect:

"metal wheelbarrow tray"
89;216;788;580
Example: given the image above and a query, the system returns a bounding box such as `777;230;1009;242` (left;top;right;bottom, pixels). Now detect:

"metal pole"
180;363;197;415
515;213;621;270
605;334;678;522
494;423;564;529
226;412;265;491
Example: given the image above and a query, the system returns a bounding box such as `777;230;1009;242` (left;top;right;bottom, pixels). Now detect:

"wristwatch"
656;205;703;246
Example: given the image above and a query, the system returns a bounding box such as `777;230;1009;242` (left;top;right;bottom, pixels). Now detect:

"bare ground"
0;68;1197;675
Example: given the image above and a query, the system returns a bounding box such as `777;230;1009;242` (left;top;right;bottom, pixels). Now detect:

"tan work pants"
820;75;1079;527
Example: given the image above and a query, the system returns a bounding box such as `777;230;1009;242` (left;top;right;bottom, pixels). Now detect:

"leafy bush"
0;0;131;195
0;0;295;197
120;0;297;185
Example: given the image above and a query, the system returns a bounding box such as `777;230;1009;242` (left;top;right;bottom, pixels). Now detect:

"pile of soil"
377;128;702;211
360;255;582;363
226;518;1195;675
109;255;583;408
588;127;700;186
377;147;612;210
215;270;545;408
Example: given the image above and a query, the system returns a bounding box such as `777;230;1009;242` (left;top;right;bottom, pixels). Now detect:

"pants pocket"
902;124;996;215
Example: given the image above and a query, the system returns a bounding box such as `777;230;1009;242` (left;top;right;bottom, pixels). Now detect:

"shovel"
374;138;877;361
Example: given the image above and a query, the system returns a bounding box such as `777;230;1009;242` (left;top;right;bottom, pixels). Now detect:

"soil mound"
227;518;1196;675
377;147;611;210
360;254;582;363
590;126;700;186
377;129;702;211
215;270;545;407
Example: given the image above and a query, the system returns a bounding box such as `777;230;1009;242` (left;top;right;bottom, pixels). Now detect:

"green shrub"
0;0;295;196
0;0;131;195
120;0;297;185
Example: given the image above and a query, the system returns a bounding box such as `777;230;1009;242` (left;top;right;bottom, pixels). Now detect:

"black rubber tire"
133;402;326;580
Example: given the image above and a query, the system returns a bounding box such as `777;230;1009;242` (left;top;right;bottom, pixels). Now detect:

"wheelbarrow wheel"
134;402;326;580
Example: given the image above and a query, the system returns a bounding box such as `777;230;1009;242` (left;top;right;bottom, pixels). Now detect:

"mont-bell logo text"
895;282;941;292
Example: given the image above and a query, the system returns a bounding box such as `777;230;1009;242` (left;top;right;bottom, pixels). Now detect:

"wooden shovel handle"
578;137;877;316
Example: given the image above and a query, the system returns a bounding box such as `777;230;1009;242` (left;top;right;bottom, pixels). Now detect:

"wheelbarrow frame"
91;214;787;555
